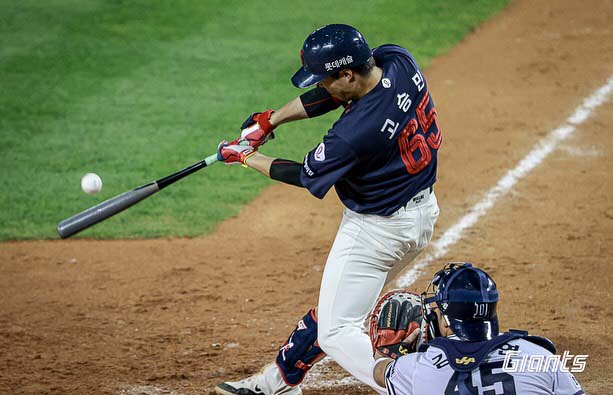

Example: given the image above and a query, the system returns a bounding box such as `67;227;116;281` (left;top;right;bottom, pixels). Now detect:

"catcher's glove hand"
369;290;426;359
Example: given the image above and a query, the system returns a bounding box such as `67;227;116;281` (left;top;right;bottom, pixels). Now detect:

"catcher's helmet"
422;263;499;341
291;24;372;89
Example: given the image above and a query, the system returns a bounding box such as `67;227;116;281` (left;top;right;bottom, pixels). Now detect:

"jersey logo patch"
455;356;476;365
398;345;410;356
382;78;391;88
314;143;326;161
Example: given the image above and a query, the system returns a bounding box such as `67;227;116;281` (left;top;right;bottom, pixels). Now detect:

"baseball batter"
372;263;584;395
215;24;441;395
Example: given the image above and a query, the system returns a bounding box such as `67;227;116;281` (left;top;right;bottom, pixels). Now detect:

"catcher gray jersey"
385;337;584;395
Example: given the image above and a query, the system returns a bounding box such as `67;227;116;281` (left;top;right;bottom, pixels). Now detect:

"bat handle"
204;139;251;166
204;153;218;166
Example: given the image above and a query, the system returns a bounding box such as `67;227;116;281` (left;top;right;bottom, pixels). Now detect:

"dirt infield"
1;0;612;394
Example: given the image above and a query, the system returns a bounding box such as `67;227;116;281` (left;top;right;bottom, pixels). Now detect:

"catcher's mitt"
369;290;426;359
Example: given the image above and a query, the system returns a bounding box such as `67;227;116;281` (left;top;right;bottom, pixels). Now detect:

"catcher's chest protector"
420;330;556;372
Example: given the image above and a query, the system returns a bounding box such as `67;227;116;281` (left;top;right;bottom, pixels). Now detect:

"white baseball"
81;173;103;195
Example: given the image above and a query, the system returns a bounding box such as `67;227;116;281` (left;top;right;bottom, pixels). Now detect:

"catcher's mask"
421;263;499;341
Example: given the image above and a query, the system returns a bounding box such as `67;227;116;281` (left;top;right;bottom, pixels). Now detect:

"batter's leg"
317;195;439;393
316;211;390;393
215;309;324;395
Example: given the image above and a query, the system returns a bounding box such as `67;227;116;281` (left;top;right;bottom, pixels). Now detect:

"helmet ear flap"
422;301;442;340
427;311;441;340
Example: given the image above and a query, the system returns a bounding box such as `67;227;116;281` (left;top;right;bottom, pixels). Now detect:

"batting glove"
217;141;256;166
239;109;276;148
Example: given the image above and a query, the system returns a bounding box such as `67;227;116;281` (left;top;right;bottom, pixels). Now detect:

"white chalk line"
303;75;613;389
395;75;613;288
118;384;186;394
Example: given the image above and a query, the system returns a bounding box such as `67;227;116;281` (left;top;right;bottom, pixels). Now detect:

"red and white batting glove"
239;109;276;148
217;141;256;166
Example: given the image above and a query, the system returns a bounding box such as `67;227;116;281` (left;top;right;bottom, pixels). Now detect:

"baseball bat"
57;153;219;239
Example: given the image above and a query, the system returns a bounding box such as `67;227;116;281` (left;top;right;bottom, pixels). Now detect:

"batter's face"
318;70;357;102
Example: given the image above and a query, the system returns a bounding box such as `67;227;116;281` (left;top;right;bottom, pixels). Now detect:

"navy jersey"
299;45;441;215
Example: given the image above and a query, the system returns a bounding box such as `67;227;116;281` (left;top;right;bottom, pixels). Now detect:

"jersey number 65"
398;89;442;174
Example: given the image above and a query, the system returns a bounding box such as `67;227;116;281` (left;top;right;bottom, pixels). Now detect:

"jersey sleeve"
299;133;357;199
385;355;417;395
554;369;584;395
299;86;346;118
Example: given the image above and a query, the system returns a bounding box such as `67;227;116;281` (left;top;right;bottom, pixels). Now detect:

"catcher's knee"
275;308;325;386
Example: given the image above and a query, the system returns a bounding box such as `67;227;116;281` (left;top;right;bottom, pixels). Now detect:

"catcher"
371;263;584;395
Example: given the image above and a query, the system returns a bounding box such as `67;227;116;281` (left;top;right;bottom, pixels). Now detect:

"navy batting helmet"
422;263;499;341
291;24;372;89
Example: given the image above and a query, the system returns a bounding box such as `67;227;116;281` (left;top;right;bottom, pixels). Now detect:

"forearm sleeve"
299;86;347;118
269;159;304;187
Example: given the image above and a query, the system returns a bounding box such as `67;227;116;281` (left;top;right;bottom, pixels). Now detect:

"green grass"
0;0;508;239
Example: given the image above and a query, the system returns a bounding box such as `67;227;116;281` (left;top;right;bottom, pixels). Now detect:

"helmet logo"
324;55;354;72
474;302;489;318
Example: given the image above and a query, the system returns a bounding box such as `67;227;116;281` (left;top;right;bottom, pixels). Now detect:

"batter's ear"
339;69;354;82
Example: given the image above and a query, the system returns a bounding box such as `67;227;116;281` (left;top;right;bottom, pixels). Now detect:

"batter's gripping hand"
217;141;255;166
369;290;425;359
239;109;276;148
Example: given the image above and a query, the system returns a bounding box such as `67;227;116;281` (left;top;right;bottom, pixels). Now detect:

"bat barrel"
57;182;160;238
57;153;218;239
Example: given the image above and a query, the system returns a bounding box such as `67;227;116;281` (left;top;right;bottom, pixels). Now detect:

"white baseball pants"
317;189;439;393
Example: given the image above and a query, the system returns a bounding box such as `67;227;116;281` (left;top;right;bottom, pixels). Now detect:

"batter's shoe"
215;363;301;395
215;375;264;395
